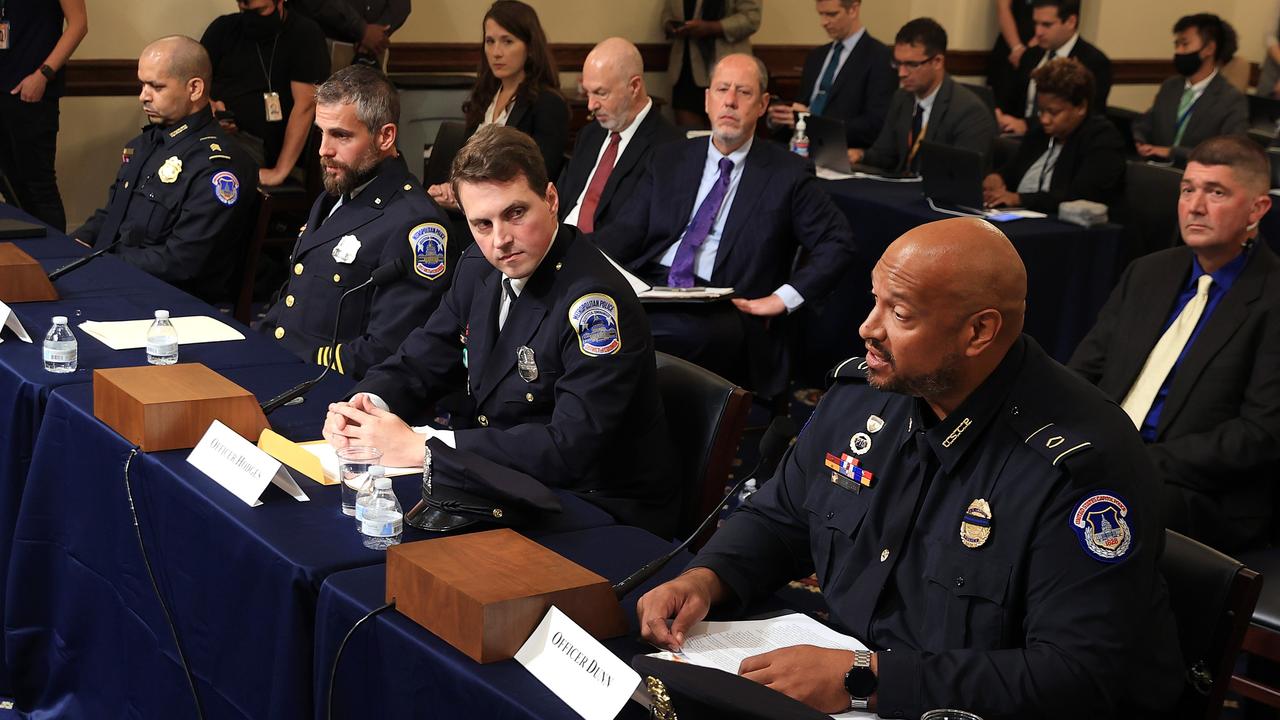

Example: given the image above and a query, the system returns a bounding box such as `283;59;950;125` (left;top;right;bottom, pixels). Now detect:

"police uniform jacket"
354;225;679;537
73;106;258;302
690;336;1184;719
260;155;455;380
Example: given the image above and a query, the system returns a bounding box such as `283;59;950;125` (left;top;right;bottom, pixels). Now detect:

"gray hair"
709;53;770;95
315;65;400;134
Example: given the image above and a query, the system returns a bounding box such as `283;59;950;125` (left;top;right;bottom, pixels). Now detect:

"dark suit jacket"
1069;243;1280;552
1131;73;1249;166
1003;36;1112;116
556;104;681;232
998;113;1126;214
794;33;897;148
862;75;998;172
468;87;570;182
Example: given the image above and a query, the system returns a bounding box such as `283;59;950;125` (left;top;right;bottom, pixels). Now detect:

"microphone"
612;415;798;599
260;258;407;414
48;239;124;281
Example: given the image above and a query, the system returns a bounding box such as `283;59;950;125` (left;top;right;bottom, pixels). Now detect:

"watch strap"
39;64;56;81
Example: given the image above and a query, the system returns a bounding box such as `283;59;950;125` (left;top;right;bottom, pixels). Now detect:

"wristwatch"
38;64;56;81
844;650;877;710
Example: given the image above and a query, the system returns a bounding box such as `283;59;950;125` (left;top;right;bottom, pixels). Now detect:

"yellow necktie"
1120;274;1214;428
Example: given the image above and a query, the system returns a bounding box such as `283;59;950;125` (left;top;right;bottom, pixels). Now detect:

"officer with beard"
259;65;455;380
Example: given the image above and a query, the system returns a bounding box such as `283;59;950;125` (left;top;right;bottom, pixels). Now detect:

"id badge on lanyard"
264;92;283;122
0;0;9;51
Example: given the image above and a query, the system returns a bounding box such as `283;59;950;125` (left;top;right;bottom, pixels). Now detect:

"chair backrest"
1160;530;1262;720
1123;160;1183;261
653;352;752;544
424;121;469;188
959;82;996;112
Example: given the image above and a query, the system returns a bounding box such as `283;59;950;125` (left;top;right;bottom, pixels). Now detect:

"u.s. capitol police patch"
409;222;448;280
211;171;239;205
1071;492;1133;563
568;293;621;357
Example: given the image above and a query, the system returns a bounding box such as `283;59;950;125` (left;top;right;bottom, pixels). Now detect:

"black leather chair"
1230;548;1280;709
1161;530;1262;719
654;352;752;545
1123;160;1183;262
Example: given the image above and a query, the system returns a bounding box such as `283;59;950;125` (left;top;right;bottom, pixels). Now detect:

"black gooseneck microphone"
260;258;407;414
612;415;798;599
47;238;124;281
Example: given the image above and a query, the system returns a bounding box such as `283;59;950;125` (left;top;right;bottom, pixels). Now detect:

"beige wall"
54;0;1277;230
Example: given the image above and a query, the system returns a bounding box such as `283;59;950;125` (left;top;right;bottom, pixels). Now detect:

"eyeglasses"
890;55;937;71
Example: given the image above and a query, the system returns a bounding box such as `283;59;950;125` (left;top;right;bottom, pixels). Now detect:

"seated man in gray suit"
1133;13;1248;166
850;17;996;173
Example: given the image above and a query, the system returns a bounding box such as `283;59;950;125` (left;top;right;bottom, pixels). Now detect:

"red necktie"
576;132;621;233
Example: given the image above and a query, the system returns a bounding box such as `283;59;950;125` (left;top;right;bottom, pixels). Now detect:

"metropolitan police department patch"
409;223;447;280
211;171;239;205
1071;492;1133;563
569;293;621;357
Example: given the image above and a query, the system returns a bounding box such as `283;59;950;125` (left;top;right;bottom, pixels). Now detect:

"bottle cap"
52;316;67;324
155;310;170;320
374;477;393;490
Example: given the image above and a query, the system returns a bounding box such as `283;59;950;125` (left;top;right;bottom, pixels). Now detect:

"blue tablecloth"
5;380;615;719
314;526;690;720
806;179;1125;381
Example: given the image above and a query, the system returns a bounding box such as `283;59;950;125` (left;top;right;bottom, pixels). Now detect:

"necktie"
1120;274;1214;427
905;103;925;171
96;130;161;248
668;157;734;288
809;41;843;116
1173;85;1197;146
576;132;621;233
497;278;517;331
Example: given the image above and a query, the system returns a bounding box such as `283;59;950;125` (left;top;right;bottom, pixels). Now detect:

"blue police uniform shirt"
1139;245;1252;441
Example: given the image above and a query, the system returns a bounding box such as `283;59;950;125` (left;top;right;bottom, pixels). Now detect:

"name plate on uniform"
188;420;310;507
514;606;640;720
0;300;32;343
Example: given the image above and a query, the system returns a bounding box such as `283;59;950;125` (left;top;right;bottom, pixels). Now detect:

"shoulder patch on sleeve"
1070;491;1133;563
409;222;448;280
211;171;240;206
1020;421;1093;467
826;356;869;388
568;293;621;357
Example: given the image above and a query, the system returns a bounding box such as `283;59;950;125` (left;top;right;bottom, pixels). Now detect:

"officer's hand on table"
739;646;869;714
637;567;726;651
324;394;426;466
11;72;48;102
732;294;786;317
427;182;459;210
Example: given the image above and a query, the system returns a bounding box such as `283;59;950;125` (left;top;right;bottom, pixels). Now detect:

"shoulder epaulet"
826;356;869;388
1016;418;1094;468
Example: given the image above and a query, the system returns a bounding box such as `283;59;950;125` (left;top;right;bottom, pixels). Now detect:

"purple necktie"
667;156;735;288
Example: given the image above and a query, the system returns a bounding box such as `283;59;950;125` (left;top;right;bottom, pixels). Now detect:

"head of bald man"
137;35;212;126
581;37;648;133
860;218;1027;418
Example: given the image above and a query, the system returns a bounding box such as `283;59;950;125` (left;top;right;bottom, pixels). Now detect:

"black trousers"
0;93;65;230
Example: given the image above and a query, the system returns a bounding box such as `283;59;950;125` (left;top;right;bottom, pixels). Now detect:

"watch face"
845;666;878;698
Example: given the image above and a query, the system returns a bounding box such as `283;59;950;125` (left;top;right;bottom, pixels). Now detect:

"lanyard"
254;34;280;93
1037;139;1059;192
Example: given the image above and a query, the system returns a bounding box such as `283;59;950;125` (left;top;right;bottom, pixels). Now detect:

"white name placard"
514;606;639;720
187;420;310;507
0;300;31;344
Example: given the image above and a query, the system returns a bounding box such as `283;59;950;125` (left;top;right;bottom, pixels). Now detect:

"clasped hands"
322;393;425;467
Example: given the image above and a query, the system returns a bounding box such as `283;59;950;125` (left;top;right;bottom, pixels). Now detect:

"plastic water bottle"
42;316;77;373
146;310;179;365
352;466;385;523
357;477;403;550
790;112;810;158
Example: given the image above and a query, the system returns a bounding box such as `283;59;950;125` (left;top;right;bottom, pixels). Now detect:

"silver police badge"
866;415;885;433
850;432;872;455
516;345;538;382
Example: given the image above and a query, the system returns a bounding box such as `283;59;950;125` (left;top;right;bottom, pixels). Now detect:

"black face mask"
1173;50;1203;77
242;8;284;41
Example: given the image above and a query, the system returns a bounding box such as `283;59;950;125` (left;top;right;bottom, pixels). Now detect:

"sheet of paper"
600;251;652;296
816;166;858;181
654;613;878;720
639;286;735;301
297;440;422;483
77;315;244;350
0;300;32;343
849;172;922;183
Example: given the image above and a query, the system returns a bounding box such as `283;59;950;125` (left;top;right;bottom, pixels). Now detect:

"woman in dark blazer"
428;1;568;208
983;57;1125;214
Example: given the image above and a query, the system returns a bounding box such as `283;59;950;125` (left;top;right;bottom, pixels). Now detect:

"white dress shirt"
565;98;654;226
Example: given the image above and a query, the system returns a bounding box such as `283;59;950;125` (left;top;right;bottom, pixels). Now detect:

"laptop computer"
0;217;46;239
804;113;851;174
918;141;988;214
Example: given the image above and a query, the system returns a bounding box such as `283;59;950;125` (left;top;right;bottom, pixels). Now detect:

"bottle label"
147;342;178;355
43;349;76;363
360;515;402;537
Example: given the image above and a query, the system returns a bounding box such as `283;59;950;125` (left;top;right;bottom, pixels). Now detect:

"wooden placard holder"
387;528;628;664
0;243;57;303
93;363;270;452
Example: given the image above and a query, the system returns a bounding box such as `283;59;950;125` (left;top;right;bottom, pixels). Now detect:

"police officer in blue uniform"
637;218;1184;719
73;35;257;303
259;65;454;380
322;125;678;538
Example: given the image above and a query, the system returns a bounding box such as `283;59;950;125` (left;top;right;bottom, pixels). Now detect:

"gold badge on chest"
960;498;993;549
157;156;183;183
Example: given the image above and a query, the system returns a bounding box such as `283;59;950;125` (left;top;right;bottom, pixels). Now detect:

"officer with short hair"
637;218;1184;718
322;124;678;538
73;35;257;302
259;64;454;380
